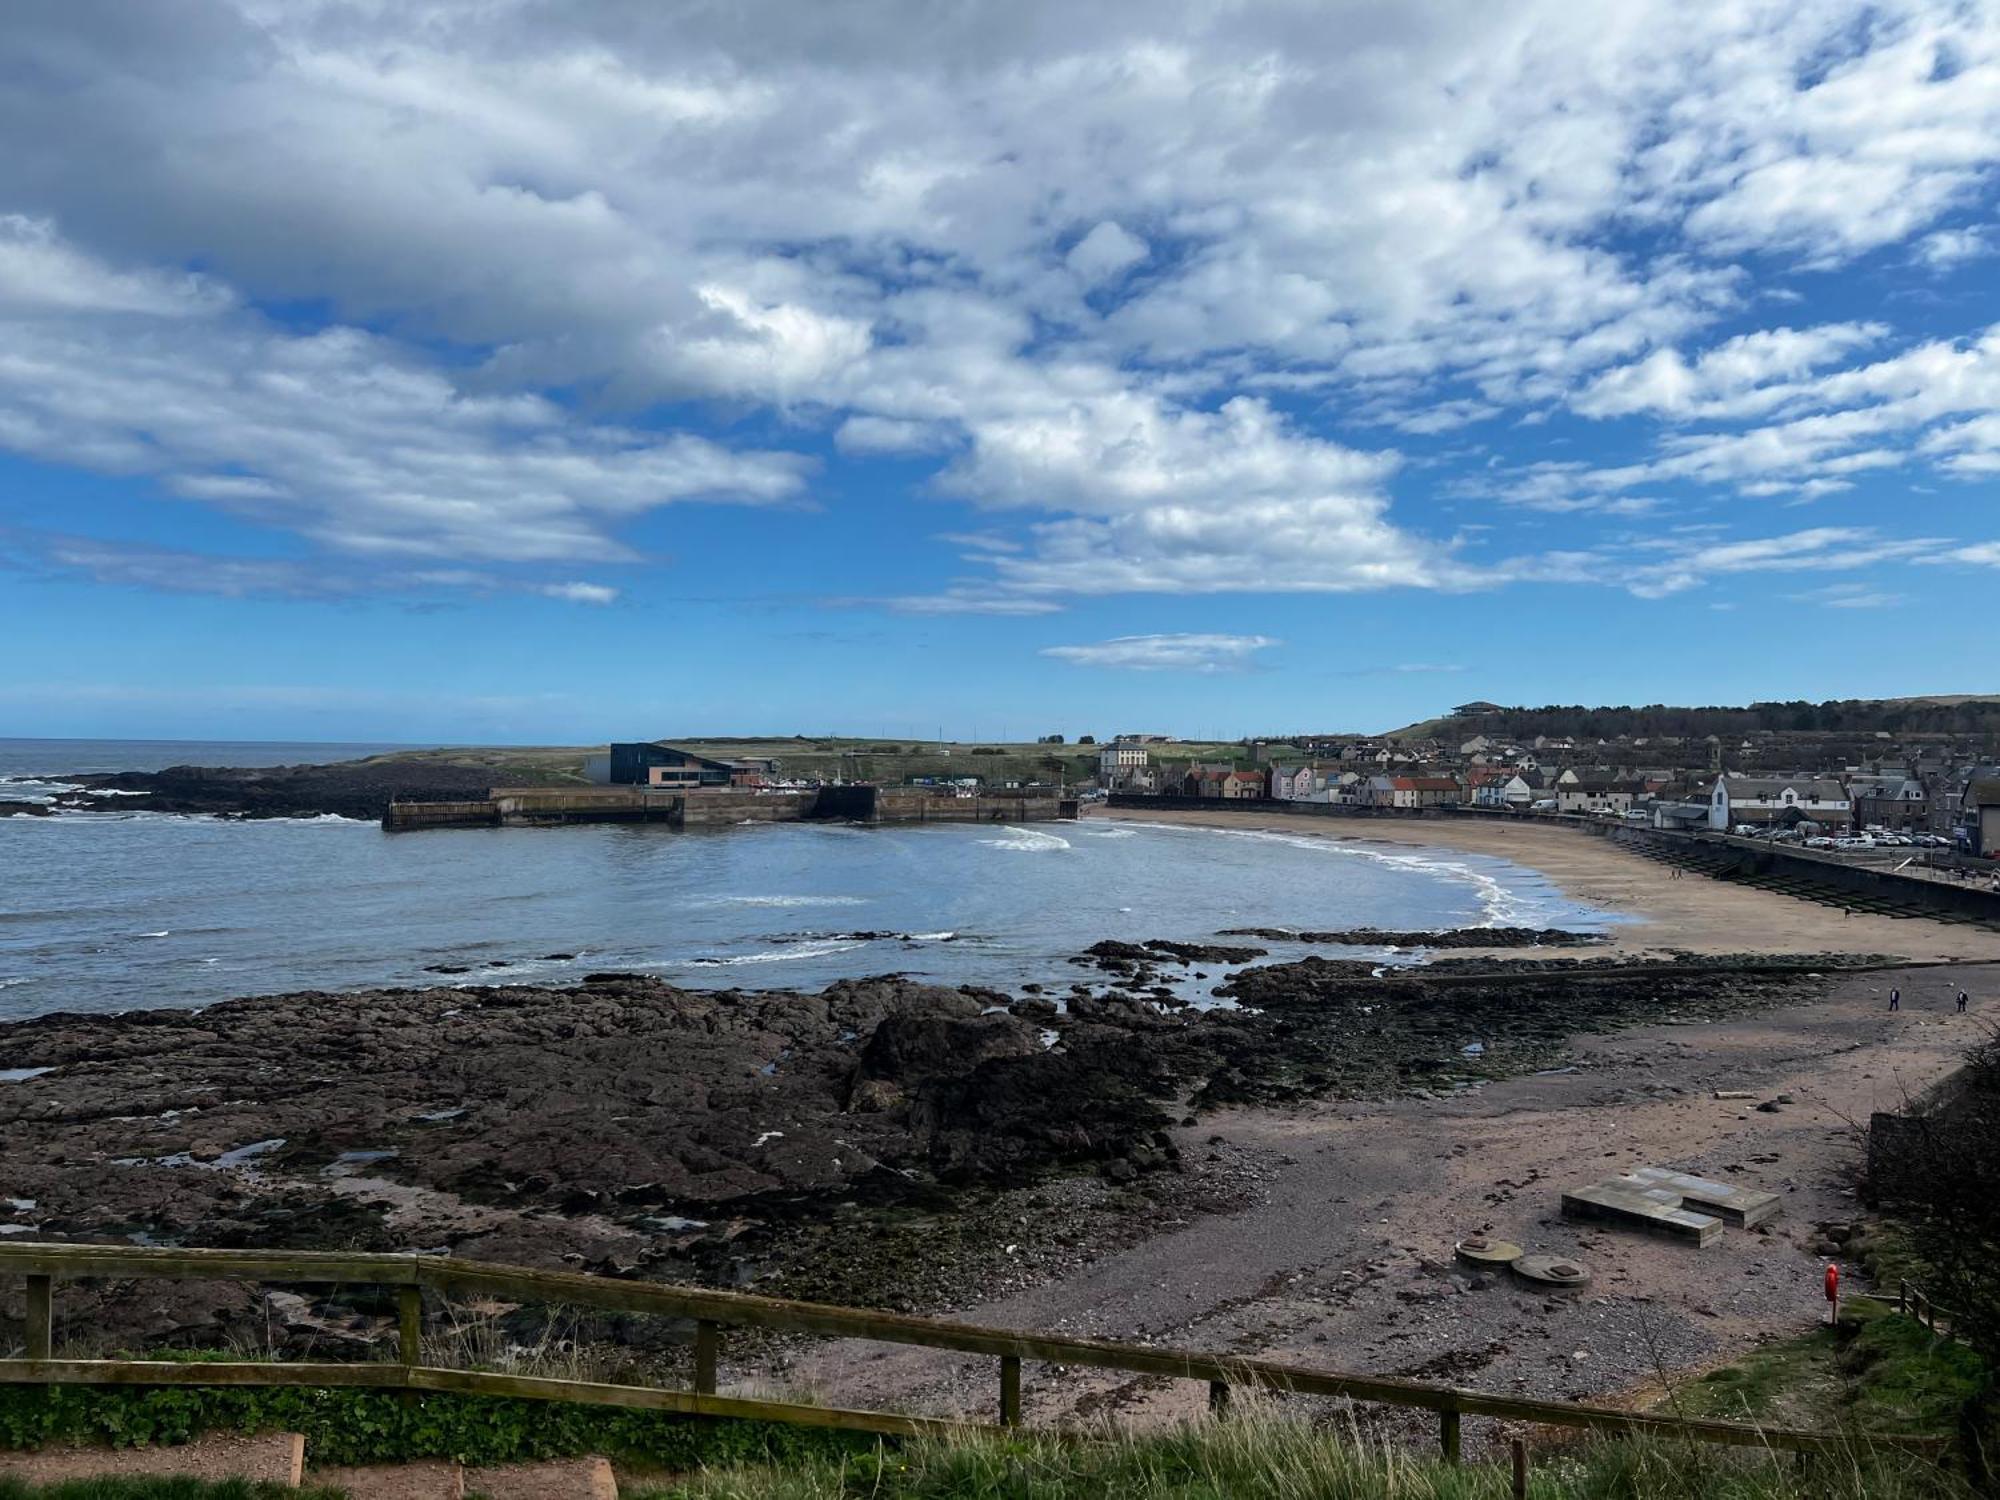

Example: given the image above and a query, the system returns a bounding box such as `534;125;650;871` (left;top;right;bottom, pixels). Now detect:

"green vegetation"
625;1417;1964;1500
0;1385;865;1472
1389;695;2000;744
0;1485;322;1500
1674;1298;1983;1436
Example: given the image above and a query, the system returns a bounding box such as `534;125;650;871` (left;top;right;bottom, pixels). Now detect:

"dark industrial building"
606;742;742;788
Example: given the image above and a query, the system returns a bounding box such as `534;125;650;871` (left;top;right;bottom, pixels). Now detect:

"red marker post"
1825;1263;1840;1326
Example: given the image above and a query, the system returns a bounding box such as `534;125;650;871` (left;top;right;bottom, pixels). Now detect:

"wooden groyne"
385;785;1077;831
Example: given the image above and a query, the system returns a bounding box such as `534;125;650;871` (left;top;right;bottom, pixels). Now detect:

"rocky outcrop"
0;954;1834;1347
53;758;565;820
1216;926;1604;948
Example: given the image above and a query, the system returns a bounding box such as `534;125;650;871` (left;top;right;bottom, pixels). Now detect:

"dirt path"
790;953;1993;1437
1102;806;2000;962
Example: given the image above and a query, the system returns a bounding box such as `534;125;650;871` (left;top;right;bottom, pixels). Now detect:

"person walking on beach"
1960;989;1970;1013
1890;986;1900;1012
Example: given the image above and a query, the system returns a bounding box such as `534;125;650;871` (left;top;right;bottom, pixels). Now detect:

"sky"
3;1;2000;743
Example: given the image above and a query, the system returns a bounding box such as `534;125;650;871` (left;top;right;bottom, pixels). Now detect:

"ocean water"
0;740;1617;1021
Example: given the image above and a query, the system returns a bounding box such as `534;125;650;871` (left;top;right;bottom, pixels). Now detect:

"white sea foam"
1116;820;1571;930
979;828;1071;852
702;894;868;908
685;940;867;967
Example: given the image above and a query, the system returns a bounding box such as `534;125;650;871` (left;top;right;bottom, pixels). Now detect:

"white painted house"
1708;776;1851;831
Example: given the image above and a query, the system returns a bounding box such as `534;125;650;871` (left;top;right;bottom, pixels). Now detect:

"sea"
0;737;1619;1021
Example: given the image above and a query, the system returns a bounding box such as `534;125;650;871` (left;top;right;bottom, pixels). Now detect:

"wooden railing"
0;1245;1949;1461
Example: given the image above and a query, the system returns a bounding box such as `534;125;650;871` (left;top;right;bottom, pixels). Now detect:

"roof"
1717;776;1847;801
1973;778;2000;807
1393;776;1462;791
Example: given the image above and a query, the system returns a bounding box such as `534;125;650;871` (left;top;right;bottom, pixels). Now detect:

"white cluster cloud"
1041;633;1280;673
1527;323;2000;510
0;2;1996;621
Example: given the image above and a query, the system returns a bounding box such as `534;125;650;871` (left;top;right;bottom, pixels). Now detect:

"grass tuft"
625;1411;1969;1500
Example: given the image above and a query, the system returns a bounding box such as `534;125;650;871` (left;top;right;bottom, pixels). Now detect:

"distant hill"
1388;696;2000;743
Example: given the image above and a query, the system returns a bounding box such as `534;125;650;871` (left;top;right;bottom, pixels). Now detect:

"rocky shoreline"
35;759;558;820
0;945;1870;1356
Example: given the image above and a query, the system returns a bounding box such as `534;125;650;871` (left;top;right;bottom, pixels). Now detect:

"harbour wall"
386;785;1074;831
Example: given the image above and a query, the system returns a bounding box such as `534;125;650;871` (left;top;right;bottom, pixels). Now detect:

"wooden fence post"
1511;1436;1528;1497
1439;1403;1462;1464
23;1275;51;1361
397;1285;422;1367
999;1354;1022;1427
693;1319;720;1396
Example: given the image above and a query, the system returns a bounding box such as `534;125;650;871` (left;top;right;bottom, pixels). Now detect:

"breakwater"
385;784;1076;831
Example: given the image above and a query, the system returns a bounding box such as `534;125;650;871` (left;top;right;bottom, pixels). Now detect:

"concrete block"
1626;1166;1782;1228
1561;1180;1723;1246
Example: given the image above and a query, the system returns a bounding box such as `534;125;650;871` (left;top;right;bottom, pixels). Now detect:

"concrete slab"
1560;1180;1723;1246
1626;1165;1782;1228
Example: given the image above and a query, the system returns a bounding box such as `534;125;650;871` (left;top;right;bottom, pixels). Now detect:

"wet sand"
1103;805;2000;961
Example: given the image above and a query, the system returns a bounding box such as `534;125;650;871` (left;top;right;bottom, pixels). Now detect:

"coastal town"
1090;702;2000;857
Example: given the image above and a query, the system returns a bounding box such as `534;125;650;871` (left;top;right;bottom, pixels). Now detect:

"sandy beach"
1103;805;2000;962
794;809;2000;1434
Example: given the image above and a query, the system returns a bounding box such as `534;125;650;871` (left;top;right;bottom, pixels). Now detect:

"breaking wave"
978;828;1072;853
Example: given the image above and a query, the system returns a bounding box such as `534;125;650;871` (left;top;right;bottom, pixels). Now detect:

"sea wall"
379;799;501;830
1601;822;2000;925
679;790;818;826
386;784;1072;831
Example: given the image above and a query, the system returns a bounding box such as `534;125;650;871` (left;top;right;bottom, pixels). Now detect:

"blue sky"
3;1;1999;743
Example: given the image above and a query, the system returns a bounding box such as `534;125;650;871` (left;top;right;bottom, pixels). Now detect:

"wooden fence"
0;1244;1949;1463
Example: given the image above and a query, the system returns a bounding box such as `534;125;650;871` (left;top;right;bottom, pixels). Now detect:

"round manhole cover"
1454;1235;1524;1267
1513;1253;1592;1288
